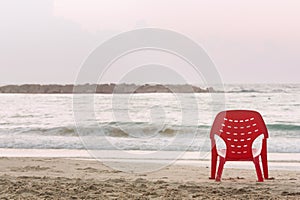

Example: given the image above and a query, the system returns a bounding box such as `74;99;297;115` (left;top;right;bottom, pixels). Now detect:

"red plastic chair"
209;110;269;182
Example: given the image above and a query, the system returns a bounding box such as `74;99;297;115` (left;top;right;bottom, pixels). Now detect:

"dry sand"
0;157;299;199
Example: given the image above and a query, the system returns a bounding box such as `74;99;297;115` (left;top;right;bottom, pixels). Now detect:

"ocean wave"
9;123;207;138
101;124;209;138
103;126;179;138
5;123;299;138
103;127;129;137
21;127;77;136
159;128;176;135
1;137;300;153
267;124;300;131
11;114;36;118
223;84;298;93
225;89;289;93
227;89;262;93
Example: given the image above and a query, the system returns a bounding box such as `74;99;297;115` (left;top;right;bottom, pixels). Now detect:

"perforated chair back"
210;110;268;160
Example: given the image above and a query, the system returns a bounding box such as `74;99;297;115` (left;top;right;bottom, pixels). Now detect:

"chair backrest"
210;110;268;160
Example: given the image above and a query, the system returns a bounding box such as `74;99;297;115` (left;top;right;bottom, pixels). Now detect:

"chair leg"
253;157;264;182
216;157;225;182
261;140;269;179
210;148;217;179
261;153;269;179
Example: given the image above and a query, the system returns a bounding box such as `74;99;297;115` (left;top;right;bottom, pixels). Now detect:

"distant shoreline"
0;84;215;94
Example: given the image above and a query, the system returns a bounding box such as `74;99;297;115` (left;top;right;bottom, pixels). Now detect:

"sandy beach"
0;157;299;199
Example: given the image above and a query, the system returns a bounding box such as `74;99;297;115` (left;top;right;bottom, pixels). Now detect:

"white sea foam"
0;84;299;153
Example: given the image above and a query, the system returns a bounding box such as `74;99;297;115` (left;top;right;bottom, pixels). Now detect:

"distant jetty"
0;84;215;94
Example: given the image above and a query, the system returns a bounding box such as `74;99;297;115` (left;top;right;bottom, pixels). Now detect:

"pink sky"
0;0;299;84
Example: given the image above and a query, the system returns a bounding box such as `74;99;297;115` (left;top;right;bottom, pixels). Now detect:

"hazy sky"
0;0;299;85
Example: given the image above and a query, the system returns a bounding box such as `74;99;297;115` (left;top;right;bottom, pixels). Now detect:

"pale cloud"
0;0;299;84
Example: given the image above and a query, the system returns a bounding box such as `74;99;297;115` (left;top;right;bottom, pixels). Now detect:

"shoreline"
1;148;300;171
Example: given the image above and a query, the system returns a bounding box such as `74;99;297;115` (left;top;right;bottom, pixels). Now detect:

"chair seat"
217;148;260;159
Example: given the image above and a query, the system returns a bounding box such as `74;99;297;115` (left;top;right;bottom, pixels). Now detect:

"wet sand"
0;157;299;199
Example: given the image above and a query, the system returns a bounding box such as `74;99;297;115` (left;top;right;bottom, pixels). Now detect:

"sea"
0;84;299;156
